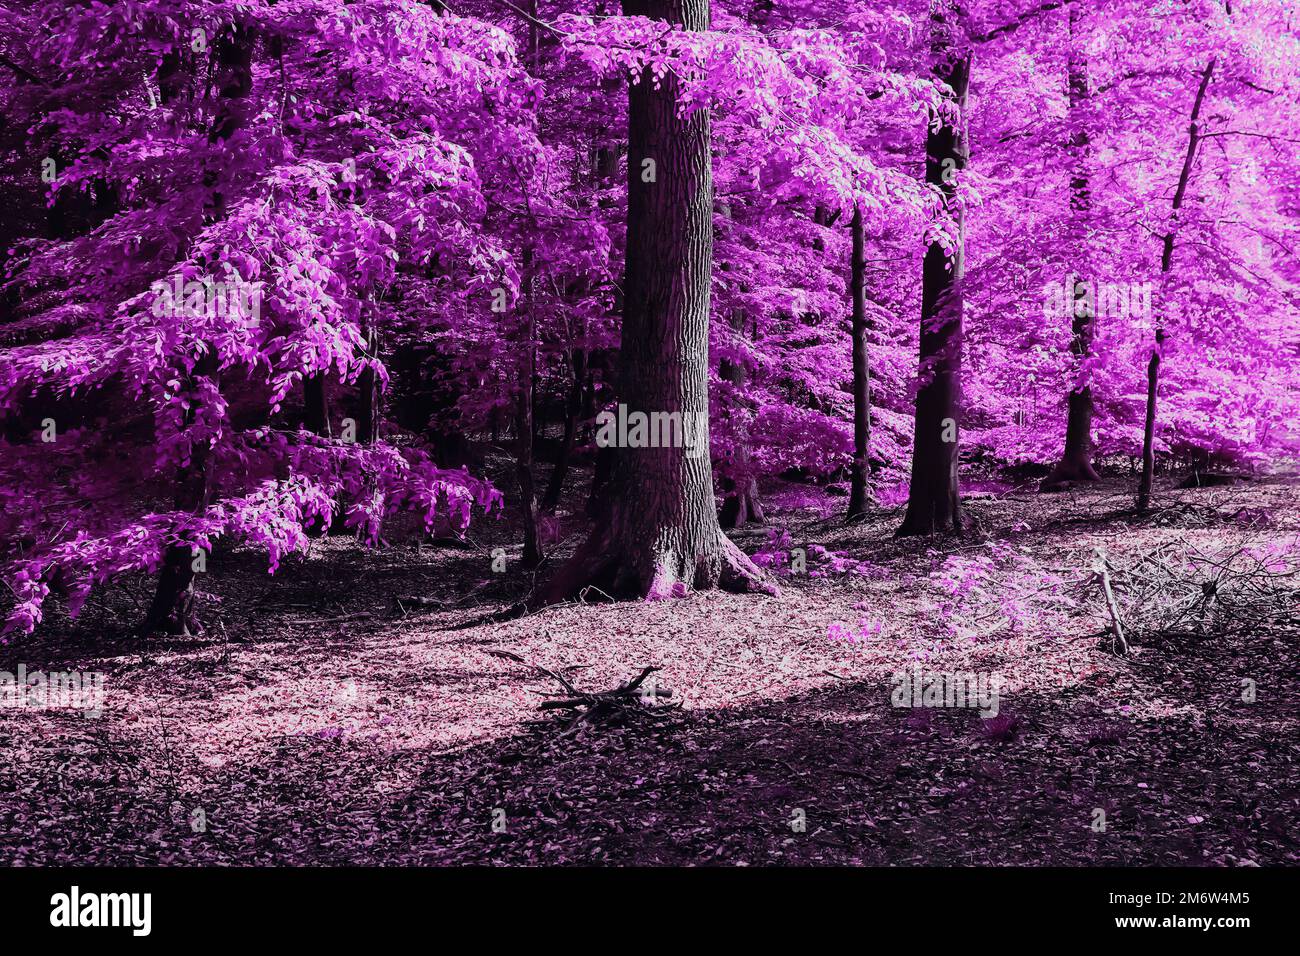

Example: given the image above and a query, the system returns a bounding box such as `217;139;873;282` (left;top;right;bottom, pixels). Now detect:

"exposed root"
535;527;779;607
1041;459;1101;491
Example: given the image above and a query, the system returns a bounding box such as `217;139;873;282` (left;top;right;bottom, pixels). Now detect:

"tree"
144;23;254;636
1136;59;1216;511
1041;3;1100;490
1;1;516;639
543;0;776;600
846;203;873;519
897;0;969;537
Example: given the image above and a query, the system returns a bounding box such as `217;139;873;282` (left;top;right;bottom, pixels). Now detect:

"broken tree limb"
1093;547;1130;655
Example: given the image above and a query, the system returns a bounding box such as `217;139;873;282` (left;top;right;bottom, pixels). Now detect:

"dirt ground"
1;473;1297;865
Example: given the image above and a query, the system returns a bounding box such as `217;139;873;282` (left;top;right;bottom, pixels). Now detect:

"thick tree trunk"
847;203;873;519
1043;6;1100;489
544;0;775;601
1137;59;1215;512
898;3;968;537
719;309;764;528
143;26;253;635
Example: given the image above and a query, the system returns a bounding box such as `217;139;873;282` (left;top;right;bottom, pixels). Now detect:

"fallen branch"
485;650;674;732
1093;548;1130;655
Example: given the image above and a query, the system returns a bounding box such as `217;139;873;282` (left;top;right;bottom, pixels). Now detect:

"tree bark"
847;203;873;519
1137;59;1214;512
897;1;968;537
1043;4;1100;489
543;0;775;601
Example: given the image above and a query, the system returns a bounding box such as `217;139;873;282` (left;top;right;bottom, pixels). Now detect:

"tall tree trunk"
143;25;253;635
543;0;775;601
516;253;543;568
1137;59;1215;512
1043;5;1100;489
897;1;968;537
847;203;873;519
719;308;764;528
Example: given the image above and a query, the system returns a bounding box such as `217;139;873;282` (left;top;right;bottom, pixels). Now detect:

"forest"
0;0;1297;874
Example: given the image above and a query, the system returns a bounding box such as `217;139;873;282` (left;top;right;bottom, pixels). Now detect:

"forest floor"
1;471;1298;866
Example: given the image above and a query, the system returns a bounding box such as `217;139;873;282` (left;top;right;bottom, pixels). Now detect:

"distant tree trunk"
542;345;587;513
303;374;331;437
719;308;764;528
898;2;968;537
303;373;333;538
357;326;381;445
847;203;873;520
143;25;253;635
1043;5;1100;489
587;441;616;519
543;0;775;601
1137;59;1215;512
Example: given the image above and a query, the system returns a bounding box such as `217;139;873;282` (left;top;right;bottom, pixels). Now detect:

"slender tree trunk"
357;326;381;445
514;1;544;550
847;203;873;519
1137;59;1215;512
143;25;253;635
1136;329;1164;511
719;308;764;528
898;2;968;537
1043;5;1100;489
516;253;542;568
542;345;587;512
543;0;775;601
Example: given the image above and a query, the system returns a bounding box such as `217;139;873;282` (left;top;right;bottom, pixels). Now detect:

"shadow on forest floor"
0;475;1297;865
